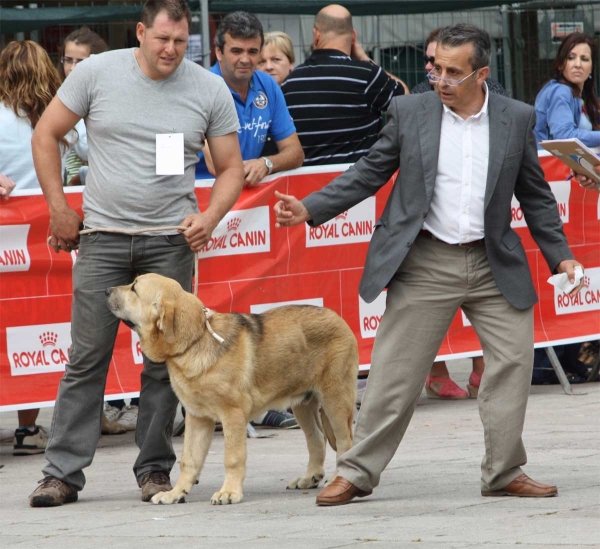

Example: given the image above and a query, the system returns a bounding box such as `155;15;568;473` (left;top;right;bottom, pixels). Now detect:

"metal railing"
1;2;599;104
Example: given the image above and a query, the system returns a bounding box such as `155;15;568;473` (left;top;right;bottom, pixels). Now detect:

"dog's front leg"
211;409;247;505
151;414;215;505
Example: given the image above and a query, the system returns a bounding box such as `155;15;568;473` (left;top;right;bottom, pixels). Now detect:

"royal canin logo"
39;332;58;347
227;218;242;232
7;322;72;376
583;275;591;289
199;207;270;258
306;198;376;248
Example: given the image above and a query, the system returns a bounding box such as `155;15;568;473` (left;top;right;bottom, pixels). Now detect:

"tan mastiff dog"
106;273;358;505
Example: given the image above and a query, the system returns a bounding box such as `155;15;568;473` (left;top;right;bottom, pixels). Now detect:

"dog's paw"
151;490;187;505
210;490;243;505
287;473;323;490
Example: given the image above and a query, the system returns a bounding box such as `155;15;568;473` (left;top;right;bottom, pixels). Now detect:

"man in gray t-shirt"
29;0;244;508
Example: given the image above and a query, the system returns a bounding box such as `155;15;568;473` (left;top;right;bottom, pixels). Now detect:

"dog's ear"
155;300;177;344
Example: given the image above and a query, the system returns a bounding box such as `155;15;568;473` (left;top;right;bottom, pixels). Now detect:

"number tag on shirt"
156;133;184;175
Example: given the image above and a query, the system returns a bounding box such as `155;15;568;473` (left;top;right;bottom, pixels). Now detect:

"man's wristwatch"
261;156;273;175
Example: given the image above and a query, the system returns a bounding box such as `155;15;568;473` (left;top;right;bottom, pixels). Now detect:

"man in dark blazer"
274;24;584;506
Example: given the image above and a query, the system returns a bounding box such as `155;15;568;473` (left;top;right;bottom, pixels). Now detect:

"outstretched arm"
273;190;312;228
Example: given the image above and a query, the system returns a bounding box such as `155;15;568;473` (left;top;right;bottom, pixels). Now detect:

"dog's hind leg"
287;397;326;490
211;409;247;505
151;414;215;505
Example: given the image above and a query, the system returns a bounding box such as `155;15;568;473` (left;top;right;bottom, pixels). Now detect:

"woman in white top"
0;40;72;455
0;40;74;194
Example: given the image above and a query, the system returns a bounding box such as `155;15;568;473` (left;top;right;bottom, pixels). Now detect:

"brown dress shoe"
316;476;372;506
140;471;172;502
481;474;558;497
29;476;78;507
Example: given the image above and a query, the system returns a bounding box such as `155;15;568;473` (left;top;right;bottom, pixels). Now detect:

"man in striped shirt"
282;4;408;166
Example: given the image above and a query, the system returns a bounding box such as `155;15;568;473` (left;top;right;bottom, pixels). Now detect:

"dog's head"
106;273;205;363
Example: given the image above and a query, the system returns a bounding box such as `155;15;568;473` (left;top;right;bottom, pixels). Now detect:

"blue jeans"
43;231;195;490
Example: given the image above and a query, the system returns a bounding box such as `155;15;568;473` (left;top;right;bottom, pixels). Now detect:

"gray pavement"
1;359;599;549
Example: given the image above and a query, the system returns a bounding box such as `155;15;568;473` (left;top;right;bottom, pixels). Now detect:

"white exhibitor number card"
156;133;184;175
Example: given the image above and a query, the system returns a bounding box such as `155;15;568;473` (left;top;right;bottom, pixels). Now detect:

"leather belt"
419;229;484;248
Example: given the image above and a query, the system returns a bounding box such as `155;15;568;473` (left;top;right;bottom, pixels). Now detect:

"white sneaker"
116;405;138;431
13;425;49;456
1;428;14;443
103;403;121;423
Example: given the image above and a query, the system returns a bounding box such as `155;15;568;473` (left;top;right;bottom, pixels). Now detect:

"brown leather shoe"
140;471;172;502
29;476;78;507
316;476;372;506
481;474;558;497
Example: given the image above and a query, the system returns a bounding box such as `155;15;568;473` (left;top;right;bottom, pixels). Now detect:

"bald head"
315;4;352;35
313;4;353;52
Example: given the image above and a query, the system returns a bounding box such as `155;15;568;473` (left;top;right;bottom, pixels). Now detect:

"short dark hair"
426;28;442;47
141;0;192;30
437;24;491;70
214;11;264;50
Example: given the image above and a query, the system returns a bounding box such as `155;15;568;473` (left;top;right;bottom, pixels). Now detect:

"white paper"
156;133;184;175
547;265;583;294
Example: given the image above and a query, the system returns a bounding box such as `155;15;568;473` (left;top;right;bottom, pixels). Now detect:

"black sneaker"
250;410;299;429
29;476;78;507
13;425;48;456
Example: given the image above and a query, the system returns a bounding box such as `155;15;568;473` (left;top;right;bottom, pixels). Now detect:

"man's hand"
556;259;585;295
243;158;269;187
273;190;311;228
180;212;218;252
48;205;83;253
571;165;600;191
350;39;369;62
0;174;16;199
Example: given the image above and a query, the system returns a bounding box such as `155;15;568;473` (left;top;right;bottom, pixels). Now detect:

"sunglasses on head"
423;55;435;65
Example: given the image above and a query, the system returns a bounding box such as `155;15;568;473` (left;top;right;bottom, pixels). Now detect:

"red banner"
1;157;599;410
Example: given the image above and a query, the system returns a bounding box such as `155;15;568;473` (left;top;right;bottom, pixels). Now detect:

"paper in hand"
547;265;583;294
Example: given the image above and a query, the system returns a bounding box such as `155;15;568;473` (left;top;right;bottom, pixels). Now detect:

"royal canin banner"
1;156;599;410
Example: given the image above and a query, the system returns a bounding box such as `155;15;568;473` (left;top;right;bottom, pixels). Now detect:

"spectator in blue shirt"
534;32;600;148
196;12;304;185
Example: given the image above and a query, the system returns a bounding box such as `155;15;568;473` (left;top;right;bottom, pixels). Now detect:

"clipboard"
539;138;600;183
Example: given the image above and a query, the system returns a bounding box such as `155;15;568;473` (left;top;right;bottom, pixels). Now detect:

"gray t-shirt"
58;48;239;231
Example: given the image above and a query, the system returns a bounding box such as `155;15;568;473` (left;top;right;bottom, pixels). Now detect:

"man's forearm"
268;146;304;174
204;166;245;227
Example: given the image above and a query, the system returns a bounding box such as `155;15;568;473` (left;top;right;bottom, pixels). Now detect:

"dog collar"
203;307;225;344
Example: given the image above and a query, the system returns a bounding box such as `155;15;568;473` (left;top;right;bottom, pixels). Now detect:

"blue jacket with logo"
533;79;600;148
196;64;296;178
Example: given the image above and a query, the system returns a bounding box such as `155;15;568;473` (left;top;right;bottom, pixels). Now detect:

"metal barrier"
0;3;599;104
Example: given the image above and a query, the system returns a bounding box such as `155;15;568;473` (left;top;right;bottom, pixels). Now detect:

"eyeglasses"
61;56;86;66
423;55;435;65
426;68;478;87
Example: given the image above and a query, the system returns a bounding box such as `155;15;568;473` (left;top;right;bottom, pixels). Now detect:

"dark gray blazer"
302;91;573;309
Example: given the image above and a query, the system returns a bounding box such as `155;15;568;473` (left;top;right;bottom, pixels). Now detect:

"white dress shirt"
423;83;490;244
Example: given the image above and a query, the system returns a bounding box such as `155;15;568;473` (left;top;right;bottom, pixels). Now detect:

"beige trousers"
339;233;534;492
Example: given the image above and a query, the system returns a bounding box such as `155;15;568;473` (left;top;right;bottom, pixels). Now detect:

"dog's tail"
319;407;337;452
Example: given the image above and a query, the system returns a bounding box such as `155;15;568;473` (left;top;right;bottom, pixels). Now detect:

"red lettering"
0;249;27;266
363;315;382;331
511;207;524;222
